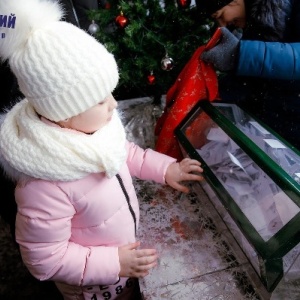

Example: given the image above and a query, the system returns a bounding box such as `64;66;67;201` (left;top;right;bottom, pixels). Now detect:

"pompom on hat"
0;0;119;122
196;0;233;16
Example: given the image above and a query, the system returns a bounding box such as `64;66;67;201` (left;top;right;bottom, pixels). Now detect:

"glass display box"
175;100;300;292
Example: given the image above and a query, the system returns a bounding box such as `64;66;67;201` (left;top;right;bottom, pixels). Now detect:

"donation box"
175;100;300;292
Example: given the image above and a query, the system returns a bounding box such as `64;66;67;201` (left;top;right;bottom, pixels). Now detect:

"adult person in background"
0;0;98;241
197;0;300;151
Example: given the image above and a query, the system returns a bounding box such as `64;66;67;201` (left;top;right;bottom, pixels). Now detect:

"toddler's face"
61;94;118;133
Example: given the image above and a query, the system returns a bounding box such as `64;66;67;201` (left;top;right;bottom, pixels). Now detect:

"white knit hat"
0;0;119;122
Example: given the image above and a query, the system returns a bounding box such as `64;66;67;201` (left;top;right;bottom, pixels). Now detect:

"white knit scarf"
0;99;127;181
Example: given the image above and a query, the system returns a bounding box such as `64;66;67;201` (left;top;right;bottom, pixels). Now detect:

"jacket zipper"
116;174;137;236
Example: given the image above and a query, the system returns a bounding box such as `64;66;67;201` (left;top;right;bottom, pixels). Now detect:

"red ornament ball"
176;0;191;8
115;13;129;28
147;73;156;85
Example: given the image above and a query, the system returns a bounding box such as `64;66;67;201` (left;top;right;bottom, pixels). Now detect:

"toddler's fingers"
136;248;157;258
170;182;190;193
181;158;201;167
138;260;157;275
183;173;203;182
187;159;201;166
120;241;140;251
144;260;157;270
141;254;158;266
187;165;203;173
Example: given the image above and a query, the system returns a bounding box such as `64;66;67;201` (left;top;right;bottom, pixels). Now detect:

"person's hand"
201;27;241;72
118;241;158;278
165;158;203;193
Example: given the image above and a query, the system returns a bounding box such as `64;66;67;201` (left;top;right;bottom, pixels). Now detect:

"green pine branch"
89;0;213;101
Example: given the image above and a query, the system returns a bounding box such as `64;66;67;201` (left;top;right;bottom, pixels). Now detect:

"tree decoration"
176;0;191;9
115;11;129;28
88;20;100;35
147;71;156;85
161;53;174;71
98;0;111;9
88;0;212;102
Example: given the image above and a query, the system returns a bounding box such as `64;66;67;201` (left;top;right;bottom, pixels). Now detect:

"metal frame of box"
175;100;300;292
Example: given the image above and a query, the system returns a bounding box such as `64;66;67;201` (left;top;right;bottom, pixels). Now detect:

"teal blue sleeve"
237;40;300;80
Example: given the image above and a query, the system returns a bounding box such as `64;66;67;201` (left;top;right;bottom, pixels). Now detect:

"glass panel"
200;180;261;275
215;104;300;183
182;108;300;242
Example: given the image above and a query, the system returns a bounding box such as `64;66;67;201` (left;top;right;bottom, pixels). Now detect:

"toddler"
0;0;203;299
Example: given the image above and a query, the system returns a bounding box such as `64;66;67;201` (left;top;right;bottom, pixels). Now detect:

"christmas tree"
89;0;213;102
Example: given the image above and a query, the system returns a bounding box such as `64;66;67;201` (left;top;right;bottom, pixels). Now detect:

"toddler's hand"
118;241;158;278
165;158;203;193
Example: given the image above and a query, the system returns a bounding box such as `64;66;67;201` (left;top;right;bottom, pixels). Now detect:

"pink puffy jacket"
15;141;176;299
